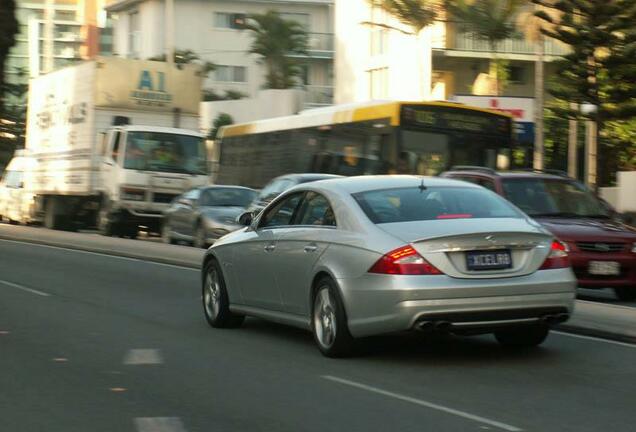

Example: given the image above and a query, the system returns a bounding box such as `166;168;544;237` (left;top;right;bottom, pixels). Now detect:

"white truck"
23;57;210;236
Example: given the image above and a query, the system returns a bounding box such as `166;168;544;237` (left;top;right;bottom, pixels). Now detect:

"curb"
0;234;201;270
556;323;636;345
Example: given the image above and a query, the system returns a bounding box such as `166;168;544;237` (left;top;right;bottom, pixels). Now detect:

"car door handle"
304;244;318;253
264;243;276;252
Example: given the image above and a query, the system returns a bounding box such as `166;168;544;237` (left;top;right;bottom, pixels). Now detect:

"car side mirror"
178;198;193;207
237;211;254;227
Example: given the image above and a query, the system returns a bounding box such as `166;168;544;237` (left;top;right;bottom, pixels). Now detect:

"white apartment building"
106;0;334;106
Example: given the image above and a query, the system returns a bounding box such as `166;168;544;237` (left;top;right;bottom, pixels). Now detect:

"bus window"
400;130;450;175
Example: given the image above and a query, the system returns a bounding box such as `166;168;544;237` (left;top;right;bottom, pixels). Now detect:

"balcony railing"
302;84;334;107
286;33;334;59
446;30;569;57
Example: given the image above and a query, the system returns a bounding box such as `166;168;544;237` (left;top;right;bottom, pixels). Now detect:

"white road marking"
134;417;187;432
0;279;51;297
323;375;523;432
123;349;164;365
553;331;636;349
0;239;199;272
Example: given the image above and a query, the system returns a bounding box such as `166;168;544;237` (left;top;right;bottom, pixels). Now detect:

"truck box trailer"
23;57;209;235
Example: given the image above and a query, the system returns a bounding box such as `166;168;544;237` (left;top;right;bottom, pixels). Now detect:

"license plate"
466;250;512;271
588;261;620;275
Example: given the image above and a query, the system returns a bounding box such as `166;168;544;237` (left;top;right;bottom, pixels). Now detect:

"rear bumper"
337;268;576;338
570;252;636;288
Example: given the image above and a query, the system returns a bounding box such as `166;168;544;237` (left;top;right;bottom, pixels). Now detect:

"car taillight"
369;245;443;275
539;240;570;270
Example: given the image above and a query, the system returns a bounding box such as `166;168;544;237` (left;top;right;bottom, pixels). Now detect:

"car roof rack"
516;168;570;178
448;165;498;175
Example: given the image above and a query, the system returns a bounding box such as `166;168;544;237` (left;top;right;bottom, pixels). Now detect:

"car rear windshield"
352;186;523;224
501;178;611;218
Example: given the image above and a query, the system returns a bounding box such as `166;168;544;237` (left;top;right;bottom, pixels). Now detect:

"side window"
111;132;122;162
476;178;496;192
259;192;303;229
296;192;337;227
184;189;201;201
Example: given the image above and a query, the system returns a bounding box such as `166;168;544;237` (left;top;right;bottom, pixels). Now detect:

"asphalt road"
1;239;635;432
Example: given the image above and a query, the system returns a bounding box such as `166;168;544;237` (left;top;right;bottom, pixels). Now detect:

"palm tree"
244;10;309;89
367;1;440;99
446;0;525;96
0;0;19;111
517;2;561;170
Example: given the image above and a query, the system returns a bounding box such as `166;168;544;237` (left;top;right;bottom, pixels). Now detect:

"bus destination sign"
401;105;511;136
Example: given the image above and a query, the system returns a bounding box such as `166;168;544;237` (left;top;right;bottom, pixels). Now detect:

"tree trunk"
489;41;499;96
533;35;545;170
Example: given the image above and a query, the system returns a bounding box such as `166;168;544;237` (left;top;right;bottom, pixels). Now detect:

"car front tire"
494;324;549;348
614;287;636;301
202;259;244;328
312;277;355;358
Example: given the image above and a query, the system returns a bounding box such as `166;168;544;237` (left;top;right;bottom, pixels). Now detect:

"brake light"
369;245;443;275
539;240;570;270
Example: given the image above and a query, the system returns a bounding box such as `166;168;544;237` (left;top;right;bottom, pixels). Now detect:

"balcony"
302;85;333;108
435;28;569;59
287;33;334;59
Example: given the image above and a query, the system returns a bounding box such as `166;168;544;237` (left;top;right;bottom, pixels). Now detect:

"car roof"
200;185;256;192
276;173;343;182
300;175;481;195
445;168;572;181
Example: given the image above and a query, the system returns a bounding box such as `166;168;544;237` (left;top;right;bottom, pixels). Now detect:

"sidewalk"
2;224;635;344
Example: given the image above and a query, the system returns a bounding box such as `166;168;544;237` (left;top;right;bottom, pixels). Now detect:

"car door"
274;192;335;316
233;191;305;311
172;189;200;236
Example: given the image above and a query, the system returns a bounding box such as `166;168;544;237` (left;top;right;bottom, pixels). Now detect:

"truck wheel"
44;198;61;230
98;208;121;237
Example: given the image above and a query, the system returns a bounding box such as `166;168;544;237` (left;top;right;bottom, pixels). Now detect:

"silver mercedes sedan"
201;176;576;357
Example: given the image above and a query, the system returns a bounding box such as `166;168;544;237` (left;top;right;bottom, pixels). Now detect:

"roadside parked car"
0;151;37;225
441;167;636;301
162;185;257;248
246;173;342;215
201;176;576;357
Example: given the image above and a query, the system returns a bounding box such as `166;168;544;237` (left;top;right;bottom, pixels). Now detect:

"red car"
442;167;636;301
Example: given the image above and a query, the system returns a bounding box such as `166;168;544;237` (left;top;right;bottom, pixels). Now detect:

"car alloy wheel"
202;260;244;328
162;221;174;244
314;287;337;349
311;278;354;357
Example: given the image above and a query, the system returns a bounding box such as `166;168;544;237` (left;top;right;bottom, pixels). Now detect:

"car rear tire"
202;259;244;328
494;324;549;348
193;224;208;249
161;220;176;245
614;287;636;301
312;277;355;358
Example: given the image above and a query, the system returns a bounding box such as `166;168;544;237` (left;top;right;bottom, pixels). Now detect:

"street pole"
568;103;578;179
533;34;544;170
165;0;175;68
585;118;597;189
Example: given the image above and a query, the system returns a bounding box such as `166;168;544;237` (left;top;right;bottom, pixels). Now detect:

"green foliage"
368;0;439;34
208;113;234;140
244;10;309;89
0;67;27;167
202;89;247;102
532;0;636;122
148;49;216;77
0;0;19;111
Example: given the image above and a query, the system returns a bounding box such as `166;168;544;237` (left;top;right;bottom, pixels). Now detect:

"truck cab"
0;150;37;225
98;125;209;237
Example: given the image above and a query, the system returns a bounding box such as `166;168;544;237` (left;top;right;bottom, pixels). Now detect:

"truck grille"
576;242;626;253
153;193;179;204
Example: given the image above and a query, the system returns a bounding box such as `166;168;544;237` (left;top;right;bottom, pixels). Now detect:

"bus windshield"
124;131;207;175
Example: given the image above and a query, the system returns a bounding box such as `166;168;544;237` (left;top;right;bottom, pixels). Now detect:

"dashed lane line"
0;279;51;297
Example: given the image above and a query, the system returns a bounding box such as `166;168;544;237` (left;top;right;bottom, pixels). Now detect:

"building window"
369;6;388;56
368;67;389;99
214;12;247;29
279;12;310;29
128;11;140;58
215;65;247;83
507;65;525;84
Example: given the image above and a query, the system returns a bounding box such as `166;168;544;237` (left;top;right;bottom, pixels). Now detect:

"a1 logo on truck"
129;70;173;108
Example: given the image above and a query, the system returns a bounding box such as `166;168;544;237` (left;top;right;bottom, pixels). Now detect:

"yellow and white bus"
215;101;516;188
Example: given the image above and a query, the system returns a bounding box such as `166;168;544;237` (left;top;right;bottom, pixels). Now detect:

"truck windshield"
124;131;207;175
